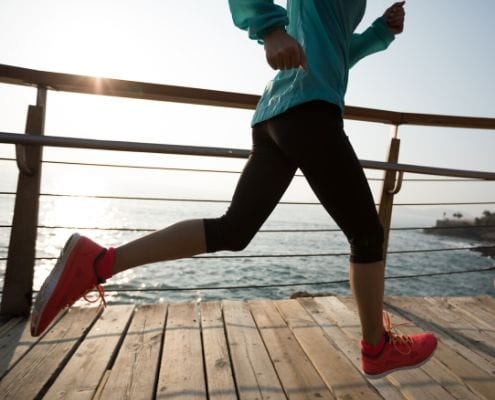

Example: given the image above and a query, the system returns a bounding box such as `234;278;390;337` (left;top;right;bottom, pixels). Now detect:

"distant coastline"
423;211;495;259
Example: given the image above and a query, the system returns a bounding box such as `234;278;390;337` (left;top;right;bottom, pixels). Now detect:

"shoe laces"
82;284;107;309
383;311;413;355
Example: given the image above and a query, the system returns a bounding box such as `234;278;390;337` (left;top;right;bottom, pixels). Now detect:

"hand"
263;28;308;71
383;1;406;34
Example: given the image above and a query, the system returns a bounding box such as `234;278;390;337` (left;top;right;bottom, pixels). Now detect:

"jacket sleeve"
228;0;289;42
349;17;395;68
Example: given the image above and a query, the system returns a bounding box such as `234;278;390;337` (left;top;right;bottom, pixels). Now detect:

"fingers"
385;1;405;34
385;1;405;17
264;29;308;71
266;45;306;70
388;14;404;26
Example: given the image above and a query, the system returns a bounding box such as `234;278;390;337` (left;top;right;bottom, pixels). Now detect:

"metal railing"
1;64;495;316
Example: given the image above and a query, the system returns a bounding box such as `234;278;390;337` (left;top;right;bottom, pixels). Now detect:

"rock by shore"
423;211;495;259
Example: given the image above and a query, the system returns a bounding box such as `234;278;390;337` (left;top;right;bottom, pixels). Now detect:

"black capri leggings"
204;100;384;264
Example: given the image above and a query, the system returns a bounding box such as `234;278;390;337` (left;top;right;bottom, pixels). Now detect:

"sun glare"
43;166;111;225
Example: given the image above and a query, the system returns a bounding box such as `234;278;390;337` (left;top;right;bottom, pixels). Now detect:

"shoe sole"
31;233;81;336
364;345;437;380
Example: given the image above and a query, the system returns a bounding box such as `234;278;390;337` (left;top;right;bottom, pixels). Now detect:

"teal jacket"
229;0;396;126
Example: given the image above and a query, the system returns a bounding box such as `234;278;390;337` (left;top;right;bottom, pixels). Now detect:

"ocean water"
1;194;494;305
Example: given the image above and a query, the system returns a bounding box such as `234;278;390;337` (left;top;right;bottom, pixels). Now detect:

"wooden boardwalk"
0;296;494;400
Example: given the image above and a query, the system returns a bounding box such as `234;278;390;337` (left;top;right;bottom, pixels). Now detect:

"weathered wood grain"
0;307;100;399
201;301;237;400
156;302;206;400
223;300;285;400
97;304;167;400
44;305;134;400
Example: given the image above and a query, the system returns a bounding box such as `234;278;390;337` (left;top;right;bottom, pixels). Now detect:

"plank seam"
247;300;291;399
36;308;103;399
153;303;169;399
0;310;69;380
198;304;211;400
220;302;241;400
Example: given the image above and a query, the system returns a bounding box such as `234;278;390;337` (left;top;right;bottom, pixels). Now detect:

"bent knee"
204;217;254;253
223;234;251;252
349;224;384;264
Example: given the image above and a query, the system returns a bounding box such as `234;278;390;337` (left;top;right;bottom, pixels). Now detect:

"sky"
0;0;494;221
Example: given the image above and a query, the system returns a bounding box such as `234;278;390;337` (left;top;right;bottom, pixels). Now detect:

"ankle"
95;247;115;282
363;328;385;346
361;332;386;357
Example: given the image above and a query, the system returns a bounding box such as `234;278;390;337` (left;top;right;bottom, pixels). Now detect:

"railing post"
378;125;402;263
1;86;46;317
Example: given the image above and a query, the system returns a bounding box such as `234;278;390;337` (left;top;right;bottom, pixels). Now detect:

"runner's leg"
114;123;297;273
264;100;385;344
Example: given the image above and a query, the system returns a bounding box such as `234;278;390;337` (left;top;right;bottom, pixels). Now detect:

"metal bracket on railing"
15;143;37;176
387;170;404;195
15;102;45;177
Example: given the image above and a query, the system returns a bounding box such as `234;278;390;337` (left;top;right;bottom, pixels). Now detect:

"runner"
31;0;436;378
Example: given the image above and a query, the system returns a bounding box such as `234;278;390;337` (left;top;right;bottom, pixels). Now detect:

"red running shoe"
361;311;437;379
31;234;107;336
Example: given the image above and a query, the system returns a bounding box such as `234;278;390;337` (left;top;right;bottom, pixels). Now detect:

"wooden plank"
459;297;495;323
0;307;69;375
386;296;495;375
275;299;382;400
465;297;495;321
200;301;237;400
315;296;455;400
477;296;495;315
340;297;484;400
441;297;495;340
44;305;134;400
386;297;495;399
222;300;285;400
0;318;22;337
94;371;111;400
0;307;100;399
0;317;40;377
156;302;206;400
423;297;495;360
249;299;334;400
298;297;404;400
97;304;167;400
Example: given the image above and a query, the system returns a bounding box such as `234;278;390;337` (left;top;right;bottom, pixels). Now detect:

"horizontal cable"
33;225;343;233
2;191;494;207
6;245;492;262
30;265;494;293
46;224;495;233
0;224;488;234
164;245;495;258
0;157;491;183
2;267;493;296
38;193;319;205
3;156;490;183
392;201;495;206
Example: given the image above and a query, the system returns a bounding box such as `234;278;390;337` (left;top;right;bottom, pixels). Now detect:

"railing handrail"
2;131;495;180
2;64;495;130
